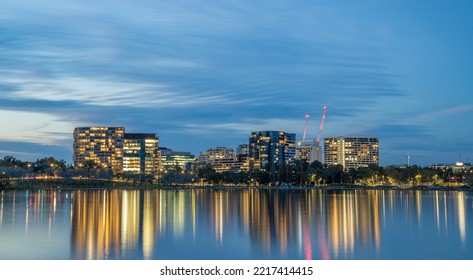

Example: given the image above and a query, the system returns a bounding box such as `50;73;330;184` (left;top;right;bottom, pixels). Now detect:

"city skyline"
1;1;472;166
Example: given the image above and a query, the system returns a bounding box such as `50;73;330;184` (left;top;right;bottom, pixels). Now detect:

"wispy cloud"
400;104;473;124
0;109;80;145
1;74;250;108
184;118;305;137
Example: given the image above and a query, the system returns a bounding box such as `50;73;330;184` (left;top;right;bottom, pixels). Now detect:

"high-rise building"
324;137;379;169
123;133;159;176
249;131;296;171
73;127;125;174
295;140;322;164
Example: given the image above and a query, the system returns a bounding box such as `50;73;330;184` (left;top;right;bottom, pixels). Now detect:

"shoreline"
2;182;472;192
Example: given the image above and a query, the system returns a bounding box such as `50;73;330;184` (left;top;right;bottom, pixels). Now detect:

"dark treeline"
1;156;472;188
0;156;114;188
196;160;472;187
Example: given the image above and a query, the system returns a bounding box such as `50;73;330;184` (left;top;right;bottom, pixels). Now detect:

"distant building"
159;147;197;172
428;162;472;174
198;145;251;173
123;133;159;176
249;131;296;171
73;127;125;174
324;137;379;169
295;140;322;164
236;144;249;157
236;144;250;172
198;147;236;173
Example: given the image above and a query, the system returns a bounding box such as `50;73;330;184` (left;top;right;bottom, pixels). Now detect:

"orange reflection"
66;188;470;259
1;188;470;259
68;189;386;259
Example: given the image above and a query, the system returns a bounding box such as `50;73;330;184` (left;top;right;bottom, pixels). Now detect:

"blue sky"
0;0;472;166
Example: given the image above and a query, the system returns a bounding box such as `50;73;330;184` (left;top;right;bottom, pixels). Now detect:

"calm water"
0;188;472;260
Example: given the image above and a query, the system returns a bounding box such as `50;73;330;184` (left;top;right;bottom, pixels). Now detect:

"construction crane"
316;106;327;143
302;113;310;142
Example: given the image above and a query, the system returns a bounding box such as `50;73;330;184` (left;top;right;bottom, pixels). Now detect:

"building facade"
159;147;197;173
236;144;249;157
324;137;379;169
428;162;472;174
236;144;250;172
73;127;125;174
123;133;159;176
198;147;236;173
249;131;296;171
295;140;322;164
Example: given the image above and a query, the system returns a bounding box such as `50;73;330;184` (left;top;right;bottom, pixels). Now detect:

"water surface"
0;188;471;260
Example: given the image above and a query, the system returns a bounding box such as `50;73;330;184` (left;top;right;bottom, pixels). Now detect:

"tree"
83;160;99;171
419;169;439;185
161;171;197;186
250;170;270;186
464;174;473;186
198;165;221;185
292;159;311;185
320;164;344;184
308;160;324;185
1;156;23;168
0;172;10;188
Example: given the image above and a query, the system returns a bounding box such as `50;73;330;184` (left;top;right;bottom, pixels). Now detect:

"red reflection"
303;219;312;260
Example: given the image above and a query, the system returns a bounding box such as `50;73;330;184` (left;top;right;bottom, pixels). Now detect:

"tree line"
195;160;472;187
0;156;112;187
1;155;472;187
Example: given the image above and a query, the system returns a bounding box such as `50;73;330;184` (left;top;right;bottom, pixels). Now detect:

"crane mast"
316;106;327;143
302;114;310;142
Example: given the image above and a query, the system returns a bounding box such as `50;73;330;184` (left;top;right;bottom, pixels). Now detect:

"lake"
0;188;471;260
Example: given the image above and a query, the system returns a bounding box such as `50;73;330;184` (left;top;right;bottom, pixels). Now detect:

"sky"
0;0;472;166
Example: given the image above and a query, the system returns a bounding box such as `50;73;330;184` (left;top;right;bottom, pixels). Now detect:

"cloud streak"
0;109;79;145
402;104;473;124
1;73;259;108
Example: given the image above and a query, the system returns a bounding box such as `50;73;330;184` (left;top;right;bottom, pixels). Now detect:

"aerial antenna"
302;114;310;142
316;106;327;143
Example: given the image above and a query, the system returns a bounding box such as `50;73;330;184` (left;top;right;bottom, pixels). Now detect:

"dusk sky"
1;0;472;166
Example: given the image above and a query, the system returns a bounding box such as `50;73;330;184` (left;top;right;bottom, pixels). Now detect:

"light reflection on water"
0;189;471;260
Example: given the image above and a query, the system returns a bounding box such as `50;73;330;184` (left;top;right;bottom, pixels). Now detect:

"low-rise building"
295;140;322;164
159;147;197;173
198;147;236;173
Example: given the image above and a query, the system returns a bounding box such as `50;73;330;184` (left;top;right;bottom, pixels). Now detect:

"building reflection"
317;190;382;259
142;190;159;259
65;188;470;259
0;189;69;239
0;188;469;259
456;192;467;247
71;190;158;259
67;189;382;259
